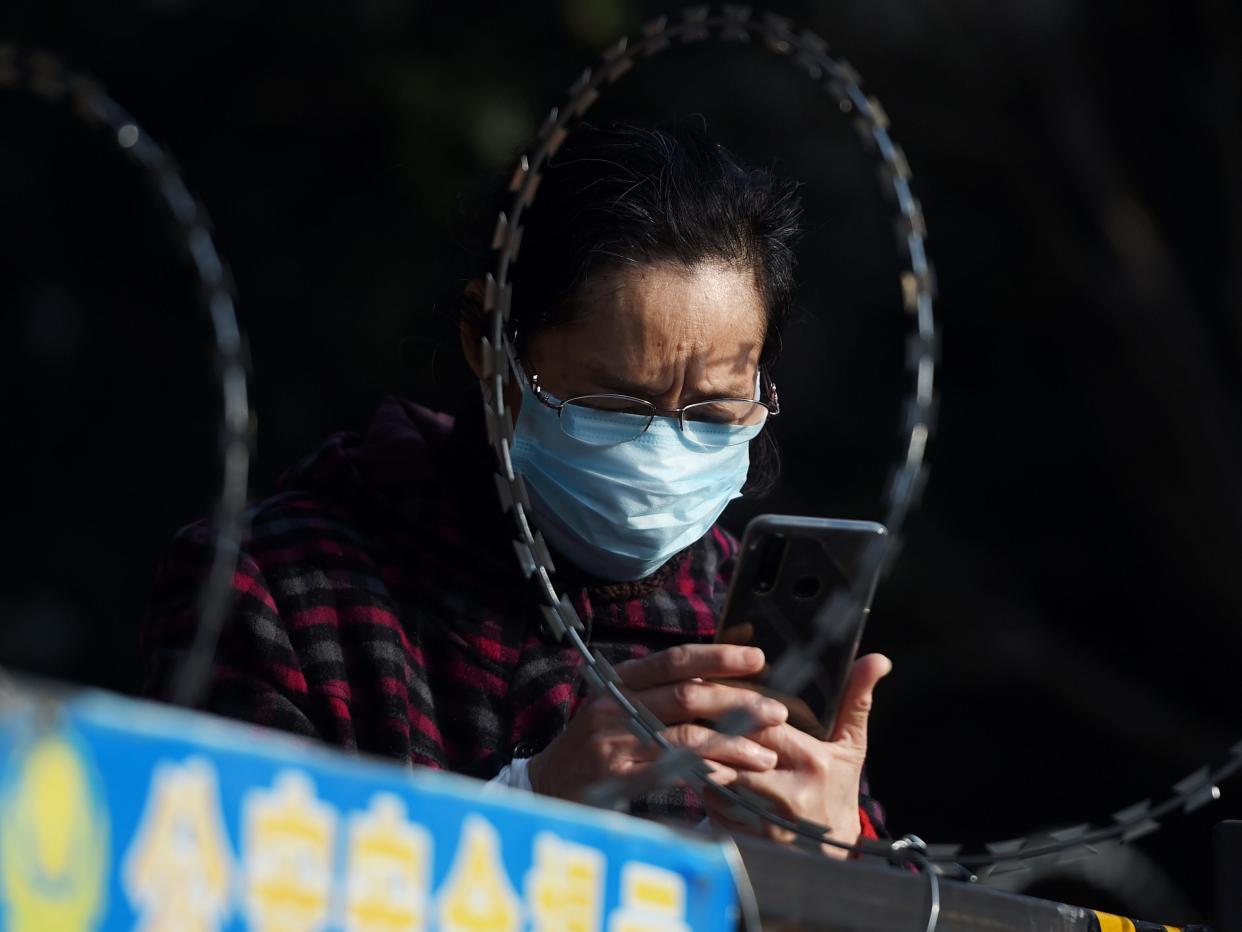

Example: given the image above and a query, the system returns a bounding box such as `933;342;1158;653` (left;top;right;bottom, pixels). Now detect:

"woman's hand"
526;644;791;801
700;653;892;859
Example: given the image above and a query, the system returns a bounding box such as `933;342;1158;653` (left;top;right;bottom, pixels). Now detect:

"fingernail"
757;748;778;767
744;647;764;666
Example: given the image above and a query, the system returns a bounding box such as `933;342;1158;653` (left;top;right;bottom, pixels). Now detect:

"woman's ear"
459;279;487;379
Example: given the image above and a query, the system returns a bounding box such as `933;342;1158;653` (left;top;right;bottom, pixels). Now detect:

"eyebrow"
580;364;660;396
580;363;753;401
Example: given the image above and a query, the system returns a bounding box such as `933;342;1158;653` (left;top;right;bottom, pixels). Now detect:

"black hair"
465;118;802;359
464;117;803;495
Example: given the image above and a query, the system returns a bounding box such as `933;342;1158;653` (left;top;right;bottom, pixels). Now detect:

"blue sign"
0;685;738;931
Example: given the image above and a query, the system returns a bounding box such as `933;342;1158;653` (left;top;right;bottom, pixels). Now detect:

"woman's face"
516;261;766;414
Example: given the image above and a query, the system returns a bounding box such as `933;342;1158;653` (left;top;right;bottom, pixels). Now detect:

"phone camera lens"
793;575;821;599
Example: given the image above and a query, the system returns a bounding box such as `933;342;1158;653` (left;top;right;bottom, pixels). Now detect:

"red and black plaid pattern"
142;393;886;834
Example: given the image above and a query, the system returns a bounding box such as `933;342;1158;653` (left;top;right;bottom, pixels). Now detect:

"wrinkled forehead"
525;261;766;399
564;261;766;351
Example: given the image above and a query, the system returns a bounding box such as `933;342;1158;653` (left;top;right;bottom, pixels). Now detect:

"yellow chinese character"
437;816;521;932
123;758;233;932
525;833;604;932
242;770;337;932
607;863;690;932
343;793;432;932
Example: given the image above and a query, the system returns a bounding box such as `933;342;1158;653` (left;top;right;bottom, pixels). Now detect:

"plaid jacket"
143;392;885;835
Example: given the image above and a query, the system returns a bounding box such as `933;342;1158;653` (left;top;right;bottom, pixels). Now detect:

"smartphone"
714;515;888;738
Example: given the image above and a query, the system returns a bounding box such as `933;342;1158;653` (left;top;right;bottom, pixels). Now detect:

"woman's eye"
684;400;768;425
685;404;734;423
566;395;652;416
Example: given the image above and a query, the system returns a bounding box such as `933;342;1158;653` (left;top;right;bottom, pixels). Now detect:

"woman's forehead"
528;262;765;397
570;262;766;350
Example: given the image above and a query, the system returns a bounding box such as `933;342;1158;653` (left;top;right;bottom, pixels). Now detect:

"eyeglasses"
516;357;780;449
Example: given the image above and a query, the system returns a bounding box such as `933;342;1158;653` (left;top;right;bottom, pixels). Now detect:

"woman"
142;119;892;856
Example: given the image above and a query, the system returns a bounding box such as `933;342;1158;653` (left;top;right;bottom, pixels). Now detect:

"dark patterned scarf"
142;390;885;831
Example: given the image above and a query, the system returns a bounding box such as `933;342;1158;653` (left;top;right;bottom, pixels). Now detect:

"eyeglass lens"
558;395;768;448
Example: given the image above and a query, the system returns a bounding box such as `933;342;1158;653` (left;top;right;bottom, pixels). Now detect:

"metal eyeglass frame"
512;350;780;444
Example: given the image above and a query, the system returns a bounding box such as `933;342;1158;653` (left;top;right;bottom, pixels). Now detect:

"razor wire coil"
479;4;1239;901
0;45;253;710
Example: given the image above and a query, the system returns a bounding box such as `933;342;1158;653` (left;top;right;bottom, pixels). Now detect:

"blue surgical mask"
508;374;762;581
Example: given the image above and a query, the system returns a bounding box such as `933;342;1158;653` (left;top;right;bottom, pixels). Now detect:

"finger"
739;721;826;767
724;686;827;739
636;680;789;728
829;652;892;747
656;723;780;772
616;643;766;690
698;762;740;786
622;757;739;787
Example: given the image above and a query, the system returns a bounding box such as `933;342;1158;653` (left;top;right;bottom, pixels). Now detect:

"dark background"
1;0;1239;922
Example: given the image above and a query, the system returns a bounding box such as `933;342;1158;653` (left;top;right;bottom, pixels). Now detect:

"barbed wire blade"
1112;799;1160;843
630;697;666;737
601;36;628;62
554;594;584;635
1049;823;1092;843
511;540;537;578
1174;766;1212;796
477;336;507;382
1172;765;1212;810
588;650;623;685
539;602;569;640
1121;820;1162;843
793;818;829;853
581;662;609;696
986;859;1027;877
730;784;776;815
1112;798;1151;819
714;705;760;738
1172;767;1221;812
580;776;628;810
528;529;554;569
1019;828;1096;868
641;14;669;37
985;838;1026;861
1050;844;1098;866
720;801;764;830
980;833;1029;876
1183;783;1221;814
